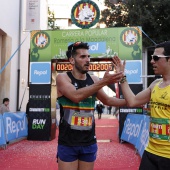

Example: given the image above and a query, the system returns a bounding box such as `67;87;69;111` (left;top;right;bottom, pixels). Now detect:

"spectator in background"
0;98;10;114
108;106;112;114
96;103;104;119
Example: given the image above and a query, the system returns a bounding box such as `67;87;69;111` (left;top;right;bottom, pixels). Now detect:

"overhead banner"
30;27;142;62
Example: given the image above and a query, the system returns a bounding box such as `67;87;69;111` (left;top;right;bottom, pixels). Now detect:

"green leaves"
100;0;170;47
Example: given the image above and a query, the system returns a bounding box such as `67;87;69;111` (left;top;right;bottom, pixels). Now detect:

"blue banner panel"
68;42;106;54
118;107;143;140
3;112;28;142
121;113;144;145
30;62;51;84
0;114;6;145
125;60;142;84
135;115;150;157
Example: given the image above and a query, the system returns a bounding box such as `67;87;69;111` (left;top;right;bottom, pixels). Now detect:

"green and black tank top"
58;72;97;146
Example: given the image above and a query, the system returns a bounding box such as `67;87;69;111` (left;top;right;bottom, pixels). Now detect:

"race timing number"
56;62;113;71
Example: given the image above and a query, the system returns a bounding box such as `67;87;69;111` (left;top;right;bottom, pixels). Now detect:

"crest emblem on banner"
32;31;50;49
71;0;100;29
120;28;141;47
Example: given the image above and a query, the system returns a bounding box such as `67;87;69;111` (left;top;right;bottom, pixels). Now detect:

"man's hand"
112;56;126;74
102;67;124;84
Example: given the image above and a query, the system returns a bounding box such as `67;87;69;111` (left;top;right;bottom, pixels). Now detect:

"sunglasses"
71;41;83;51
151;55;169;61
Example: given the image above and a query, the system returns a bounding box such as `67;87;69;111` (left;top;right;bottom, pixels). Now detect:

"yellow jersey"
146;81;170;158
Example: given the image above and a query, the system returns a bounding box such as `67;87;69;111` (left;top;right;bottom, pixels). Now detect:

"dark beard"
75;61;88;74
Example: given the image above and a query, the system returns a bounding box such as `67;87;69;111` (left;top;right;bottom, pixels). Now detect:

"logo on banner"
6;116;26;138
69;42;106;54
125;60;142;84
32;31;50;49
30;95;50;100
71;0;100;29
32;119;46;129
29;108;50;112
30;62;51;84
120;28;140;47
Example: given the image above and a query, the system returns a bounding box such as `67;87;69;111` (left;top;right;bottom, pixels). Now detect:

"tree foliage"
48;7;60;30
100;0;170;47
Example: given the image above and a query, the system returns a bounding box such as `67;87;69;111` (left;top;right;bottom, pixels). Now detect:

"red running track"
0;116;141;170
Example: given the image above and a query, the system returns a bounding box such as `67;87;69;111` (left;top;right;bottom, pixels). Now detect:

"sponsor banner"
28;84;51;140
135;115;150;157
118;107;143;140
3;112;28;142
121;113;150;157
30;27;142;62
119;107;143;114
125;60;142;84
30;62;51;84
68;41;106;54
121;113;145;146
0;114;6;145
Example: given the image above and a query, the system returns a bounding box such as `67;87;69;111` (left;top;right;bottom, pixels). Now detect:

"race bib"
149;117;170;141
64;110;94;130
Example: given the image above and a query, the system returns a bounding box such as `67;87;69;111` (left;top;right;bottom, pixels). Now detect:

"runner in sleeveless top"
113;41;170;170
56;42;126;170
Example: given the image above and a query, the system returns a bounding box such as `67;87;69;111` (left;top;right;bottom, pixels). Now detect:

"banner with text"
3;112;28;142
121;114;144;145
28;84;51;140
29;62;51;84
121;113;150;157
135;115;150;157
30;27;142;62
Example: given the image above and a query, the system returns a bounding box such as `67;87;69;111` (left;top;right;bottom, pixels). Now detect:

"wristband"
120;75;127;84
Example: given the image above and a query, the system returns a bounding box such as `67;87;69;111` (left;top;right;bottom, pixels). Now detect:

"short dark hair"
155;41;170;56
155;41;170;61
3;98;9;104
66;42;89;59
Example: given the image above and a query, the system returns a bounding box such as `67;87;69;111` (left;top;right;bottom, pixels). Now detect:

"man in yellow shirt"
113;41;170;170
